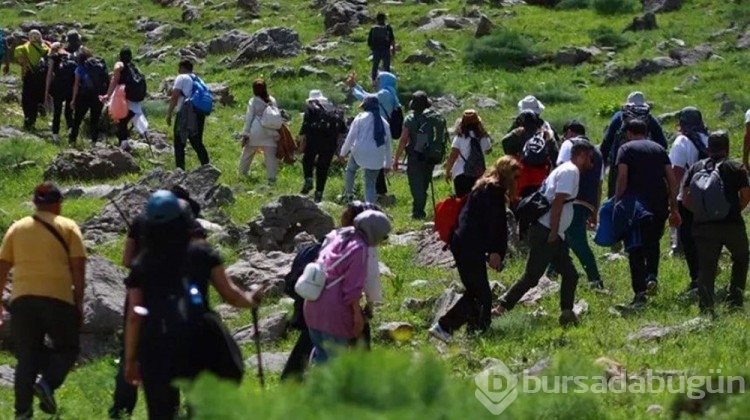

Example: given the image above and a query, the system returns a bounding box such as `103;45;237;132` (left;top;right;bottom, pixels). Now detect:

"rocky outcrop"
43;149;140;181
231;27;302;66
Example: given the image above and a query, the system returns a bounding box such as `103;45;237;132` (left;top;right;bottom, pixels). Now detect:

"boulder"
136;17;163;32
63;184;123;200
643;0;682;13
206;30;253;55
606;57;680;83
737;31;750;50
82;256;127;334
0;365;14;388
474;14;494;38
244;195;335;252
417;16;473;32
624;13;658;32
432;288;462;324
555;46;601;66
136;46;173;63
43;149;140;181
225;250;296;297
179;43;208;61
205;82;236;106
145;24;187;44
403;51;435;65
472;94;499;109
245;352;290;374
307;55;352;68
232;27;302;66
323;0;369;30
182;4;201;23
669;44;714;66
430;95;462;115
415;232;454;269
233;311;288;344
298;65;331;79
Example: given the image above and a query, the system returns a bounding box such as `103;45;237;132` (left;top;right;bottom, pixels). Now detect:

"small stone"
646;404;663;415
410;280;429;288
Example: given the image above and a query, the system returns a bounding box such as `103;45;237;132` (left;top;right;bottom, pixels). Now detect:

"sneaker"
589;280;605;290
300;179;313;195
428;323;452;343
559;309;578;327
313;191;323;203
33;378;57;414
646;277;658;296
51;134;60;144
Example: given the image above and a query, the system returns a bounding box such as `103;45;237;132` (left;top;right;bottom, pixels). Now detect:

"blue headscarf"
376;71;400;109
363;95;385;147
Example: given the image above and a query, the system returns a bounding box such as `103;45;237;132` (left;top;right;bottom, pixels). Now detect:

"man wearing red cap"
0;182;87;419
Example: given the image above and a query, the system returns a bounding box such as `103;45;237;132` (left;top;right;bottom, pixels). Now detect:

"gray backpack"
689;159;730;222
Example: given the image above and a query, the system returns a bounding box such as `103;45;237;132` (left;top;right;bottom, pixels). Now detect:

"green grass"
2;0;750;418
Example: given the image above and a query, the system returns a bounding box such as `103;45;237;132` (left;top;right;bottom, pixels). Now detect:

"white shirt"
363;247;383;303
340;112;392;170
745;109;750;124
538;161;580;239
172;73;194;113
669;133;708;201
450;133;491;179
557;139;604;181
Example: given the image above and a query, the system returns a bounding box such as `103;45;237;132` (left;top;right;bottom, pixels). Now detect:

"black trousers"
376;169;388;195
10;296;80;415
606;165;617;199
678;202;699;287
109;297;137;419
628;216;666;295
503;223;579;311
174;113;209;170
280;329;314;382
69;94;103;144
453;174;478;199
22;71;46;129
116;110;135;145
694;224;749;310
51;92;73;135
302;139;336;194
139;333;195;420
439;240;492;334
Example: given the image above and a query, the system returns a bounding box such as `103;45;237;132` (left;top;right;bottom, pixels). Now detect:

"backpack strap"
32;215;69;255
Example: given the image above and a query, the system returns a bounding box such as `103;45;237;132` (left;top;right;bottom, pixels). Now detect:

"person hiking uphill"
346;71;401;205
429;156;519;343
443;110;492;198
13;30;49;131
166;59;211;170
367;12;395;82
123;190;262;419
101;47;149;152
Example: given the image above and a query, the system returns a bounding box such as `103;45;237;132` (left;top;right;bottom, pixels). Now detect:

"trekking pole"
108;197;132;230
430;178;436;215
251;307;265;389
143;131;155;159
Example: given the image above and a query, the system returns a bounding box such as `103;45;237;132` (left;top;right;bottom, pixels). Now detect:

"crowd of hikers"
2;16;750;420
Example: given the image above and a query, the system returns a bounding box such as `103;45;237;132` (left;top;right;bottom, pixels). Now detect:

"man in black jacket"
368;12;395;82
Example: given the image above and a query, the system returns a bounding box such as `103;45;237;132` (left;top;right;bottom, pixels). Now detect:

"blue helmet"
145;190;182;224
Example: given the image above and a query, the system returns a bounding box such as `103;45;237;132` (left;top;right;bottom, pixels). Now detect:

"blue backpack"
188;74;213;115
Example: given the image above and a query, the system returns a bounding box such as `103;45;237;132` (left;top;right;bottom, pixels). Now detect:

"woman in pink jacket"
303;210;391;363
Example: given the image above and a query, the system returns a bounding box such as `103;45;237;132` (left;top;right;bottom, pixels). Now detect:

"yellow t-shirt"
0;211;87;305
14;41;48;72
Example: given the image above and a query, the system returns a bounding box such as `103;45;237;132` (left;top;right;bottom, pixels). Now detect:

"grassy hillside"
1;0;750;418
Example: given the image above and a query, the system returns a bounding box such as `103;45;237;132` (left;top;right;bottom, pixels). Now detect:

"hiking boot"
34;378;57;414
559;309;578;327
300;179;313;195
646;277;658;296
428;323;452;343
313;191;323;203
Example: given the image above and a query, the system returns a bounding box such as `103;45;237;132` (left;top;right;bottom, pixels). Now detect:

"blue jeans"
371;48;391;81
308;329;350;365
344;156;380;203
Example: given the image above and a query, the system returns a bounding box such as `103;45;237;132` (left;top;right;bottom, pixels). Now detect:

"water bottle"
188;284;203;306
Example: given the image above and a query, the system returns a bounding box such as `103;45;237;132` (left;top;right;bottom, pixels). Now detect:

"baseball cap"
145;190;183;224
33;182;63;204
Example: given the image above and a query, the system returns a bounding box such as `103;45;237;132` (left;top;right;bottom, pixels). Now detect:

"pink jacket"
303;230;368;339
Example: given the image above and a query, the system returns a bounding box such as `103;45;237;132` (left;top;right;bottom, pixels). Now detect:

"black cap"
708;130;730;155
33;182;63;204
563;120;586;136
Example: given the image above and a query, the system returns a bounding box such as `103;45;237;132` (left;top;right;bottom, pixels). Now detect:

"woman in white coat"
240;79;280;185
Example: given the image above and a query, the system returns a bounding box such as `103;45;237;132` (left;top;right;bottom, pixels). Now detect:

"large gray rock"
474;14;494;38
430;95;462;115
206;30;253;55
82;256;127;333
432;288;462;324
205;82;236;106
605;57;680;83
244;195;335;252
181;3;201;22
225;250;296;297
555;46;601;66
233;311;288;344
43;149;140;181
63;184;123;200
669;44;714;66
232;27;302;66
145;24;187;43
643;0;682;13
0;365;14;388
323;0;369;30
415;232;454;269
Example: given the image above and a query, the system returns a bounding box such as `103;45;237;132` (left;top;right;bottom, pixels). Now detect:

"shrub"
465;28;538;71
556;0;590;10
531;85;583;105
588;25;631;49
591;0;638;15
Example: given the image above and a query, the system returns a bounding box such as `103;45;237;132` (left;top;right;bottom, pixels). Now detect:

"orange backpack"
434;195;466;244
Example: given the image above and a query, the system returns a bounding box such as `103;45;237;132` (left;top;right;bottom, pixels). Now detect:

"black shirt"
683;158;749;225
615;139;671;218
127;212;148;255
453;183;508;256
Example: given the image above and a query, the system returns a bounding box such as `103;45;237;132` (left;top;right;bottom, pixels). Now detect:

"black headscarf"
678;106;708;146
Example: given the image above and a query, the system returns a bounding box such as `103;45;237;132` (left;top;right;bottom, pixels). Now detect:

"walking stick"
251;307;265;389
430;178;437;215
108;198;132;230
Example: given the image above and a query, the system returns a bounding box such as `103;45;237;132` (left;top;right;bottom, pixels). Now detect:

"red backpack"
434;196;466;244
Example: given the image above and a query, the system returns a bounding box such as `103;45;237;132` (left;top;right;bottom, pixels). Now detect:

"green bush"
591;0;638;15
556;0;590;10
532;85;583;105
465;28;539;71
588;25;631;49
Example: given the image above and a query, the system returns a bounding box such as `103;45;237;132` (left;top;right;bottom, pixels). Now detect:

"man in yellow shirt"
13;30;49;131
0;182;87;419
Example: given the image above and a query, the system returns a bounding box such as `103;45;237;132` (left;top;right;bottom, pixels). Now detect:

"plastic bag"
108;85;128;122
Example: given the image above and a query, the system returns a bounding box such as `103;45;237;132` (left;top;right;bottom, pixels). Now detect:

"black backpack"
306;102;344;139
686;134;709;161
284;242;322;330
53;53;77;94
369;24;392;50
611;104;652;162
122;62;147;102
385;105;404;140
521;132;551;167
82;57;110;95
460;137;486;178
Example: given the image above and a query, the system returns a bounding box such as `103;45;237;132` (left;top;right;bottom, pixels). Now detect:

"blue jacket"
595;195;654;251
600;111;667;165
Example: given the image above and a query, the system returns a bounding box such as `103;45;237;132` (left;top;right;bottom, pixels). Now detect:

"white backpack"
294;241;362;301
260;104;283;130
